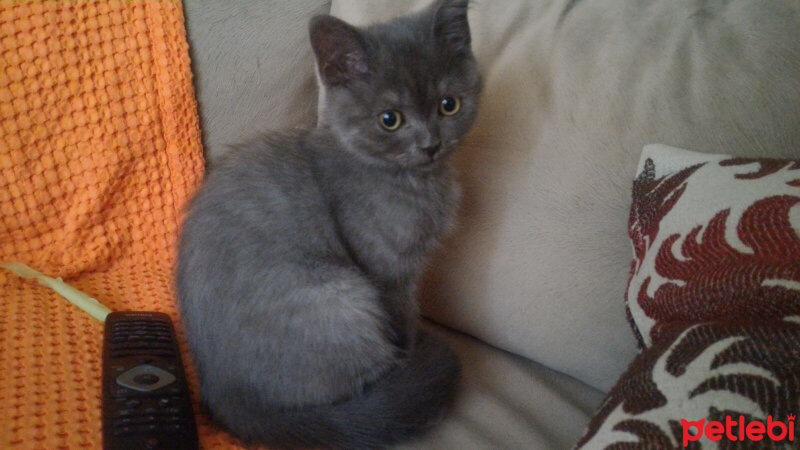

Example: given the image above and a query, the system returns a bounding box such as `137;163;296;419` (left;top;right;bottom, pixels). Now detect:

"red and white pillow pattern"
577;145;800;448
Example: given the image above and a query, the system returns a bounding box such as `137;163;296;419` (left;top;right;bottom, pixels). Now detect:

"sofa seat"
404;323;604;449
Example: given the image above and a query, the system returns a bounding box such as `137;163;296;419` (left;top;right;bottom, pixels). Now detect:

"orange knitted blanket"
0;1;236;448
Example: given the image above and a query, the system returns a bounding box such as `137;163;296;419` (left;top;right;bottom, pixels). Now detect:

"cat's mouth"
394;142;457;170
413;143;456;170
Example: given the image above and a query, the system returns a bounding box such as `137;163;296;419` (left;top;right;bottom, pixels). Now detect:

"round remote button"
133;373;160;386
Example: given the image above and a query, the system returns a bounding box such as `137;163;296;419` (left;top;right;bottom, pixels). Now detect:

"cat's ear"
309;15;370;86
431;0;472;54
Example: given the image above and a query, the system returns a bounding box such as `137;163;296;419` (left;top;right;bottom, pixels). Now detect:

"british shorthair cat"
177;0;481;447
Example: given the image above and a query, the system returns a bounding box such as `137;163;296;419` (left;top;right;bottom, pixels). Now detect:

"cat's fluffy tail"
216;329;460;449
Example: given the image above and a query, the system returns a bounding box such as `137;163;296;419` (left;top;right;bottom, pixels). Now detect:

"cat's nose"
421;142;441;158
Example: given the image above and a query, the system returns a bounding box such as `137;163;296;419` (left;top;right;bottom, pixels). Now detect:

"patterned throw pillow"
576;145;800;448
626;145;800;347
576;319;800;448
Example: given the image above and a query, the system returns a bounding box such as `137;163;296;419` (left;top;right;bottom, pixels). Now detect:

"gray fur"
176;0;481;448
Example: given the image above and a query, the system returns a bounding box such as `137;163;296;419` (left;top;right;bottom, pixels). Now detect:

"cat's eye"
379;110;403;131
439;96;461;116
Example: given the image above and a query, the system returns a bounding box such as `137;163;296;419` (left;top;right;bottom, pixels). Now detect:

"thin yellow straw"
1;262;112;322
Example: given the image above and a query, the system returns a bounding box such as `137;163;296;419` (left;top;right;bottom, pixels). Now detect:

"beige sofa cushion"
332;0;800;390
184;0;330;163
412;322;604;450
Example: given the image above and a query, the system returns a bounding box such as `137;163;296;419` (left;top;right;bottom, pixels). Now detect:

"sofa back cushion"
332;0;800;390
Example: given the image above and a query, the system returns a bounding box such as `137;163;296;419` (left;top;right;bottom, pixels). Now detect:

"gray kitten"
176;0;481;448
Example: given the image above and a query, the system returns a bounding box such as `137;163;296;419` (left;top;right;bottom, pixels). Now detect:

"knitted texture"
0;1;236;448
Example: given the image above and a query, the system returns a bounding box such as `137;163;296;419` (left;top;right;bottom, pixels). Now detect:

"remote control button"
137;424;158;433
111;386;134;398
117;364;176;392
125;399;141;409
124;424;158;435
145;438;160;449
113;417;133;427
133;373;160;385
112;350;174;358
157;397;170;407
167;423;185;434
132;415;157;425
115;409;133;418
116;342;172;350
112;426;133;436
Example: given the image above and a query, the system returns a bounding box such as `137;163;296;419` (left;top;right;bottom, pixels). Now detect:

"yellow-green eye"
379;110;403;131
439;96;461;116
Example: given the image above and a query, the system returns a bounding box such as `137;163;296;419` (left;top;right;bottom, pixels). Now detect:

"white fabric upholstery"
184;0;330;162
185;0;800;393
332;0;800;390
408;322;604;449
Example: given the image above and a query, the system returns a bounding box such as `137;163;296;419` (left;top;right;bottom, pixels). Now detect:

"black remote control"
102;311;199;450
